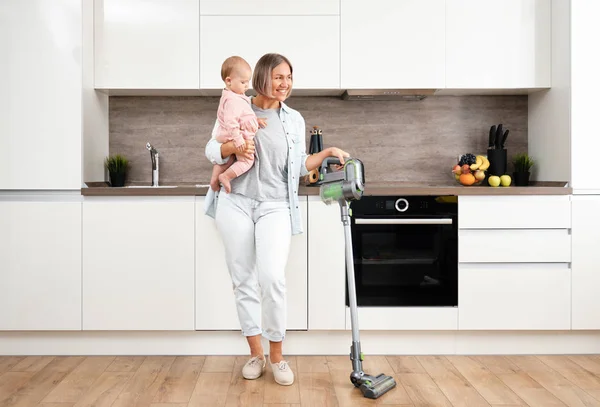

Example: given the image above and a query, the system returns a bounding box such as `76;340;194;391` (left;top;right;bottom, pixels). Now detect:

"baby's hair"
221;56;251;81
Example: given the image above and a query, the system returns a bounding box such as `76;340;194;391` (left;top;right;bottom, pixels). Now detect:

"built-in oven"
347;195;458;307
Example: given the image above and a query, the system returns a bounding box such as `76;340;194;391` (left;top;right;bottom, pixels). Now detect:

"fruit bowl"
451;154;490;186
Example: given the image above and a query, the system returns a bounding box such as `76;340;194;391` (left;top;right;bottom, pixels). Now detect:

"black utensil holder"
487;148;507;176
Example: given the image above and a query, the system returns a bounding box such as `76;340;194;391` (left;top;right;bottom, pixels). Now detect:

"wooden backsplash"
109;95;527;184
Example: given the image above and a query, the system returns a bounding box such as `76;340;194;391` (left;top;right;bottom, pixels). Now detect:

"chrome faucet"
146;142;159;186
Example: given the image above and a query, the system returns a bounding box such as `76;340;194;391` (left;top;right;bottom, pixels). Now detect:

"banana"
470;156;483;170
477;155;490;171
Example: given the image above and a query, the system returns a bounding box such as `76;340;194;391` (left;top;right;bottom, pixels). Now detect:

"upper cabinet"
0;0;82;190
199;15;340;89
94;0;200;90
445;0;551;89
341;0;446;89
91;0;552;93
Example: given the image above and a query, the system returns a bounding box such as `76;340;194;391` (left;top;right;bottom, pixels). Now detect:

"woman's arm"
305;147;349;172
205;120;255;164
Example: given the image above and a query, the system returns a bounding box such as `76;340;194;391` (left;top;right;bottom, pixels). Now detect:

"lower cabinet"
458;263;571;330
345;307;458;330
571;196;600;329
0;198;82;330
307;197;346;330
195;196;308;331
82;197;195;330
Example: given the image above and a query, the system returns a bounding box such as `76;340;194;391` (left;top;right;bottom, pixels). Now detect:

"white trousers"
215;191;291;342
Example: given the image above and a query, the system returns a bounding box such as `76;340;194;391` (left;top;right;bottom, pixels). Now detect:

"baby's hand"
257;118;268;129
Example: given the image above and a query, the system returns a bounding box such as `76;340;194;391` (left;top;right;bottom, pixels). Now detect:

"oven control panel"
351;195;457;216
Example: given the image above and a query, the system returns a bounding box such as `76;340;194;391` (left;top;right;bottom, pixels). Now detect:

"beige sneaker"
242;356;266;380
271;360;294;385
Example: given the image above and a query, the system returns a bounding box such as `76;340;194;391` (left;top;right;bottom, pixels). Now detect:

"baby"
209;56;261;193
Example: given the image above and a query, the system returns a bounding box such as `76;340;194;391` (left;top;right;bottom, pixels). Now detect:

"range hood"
341;89;436;101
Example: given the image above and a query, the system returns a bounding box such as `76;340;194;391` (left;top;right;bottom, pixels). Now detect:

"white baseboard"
1;330;600;355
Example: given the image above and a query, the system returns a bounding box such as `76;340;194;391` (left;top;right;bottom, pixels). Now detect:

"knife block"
487;148;507;176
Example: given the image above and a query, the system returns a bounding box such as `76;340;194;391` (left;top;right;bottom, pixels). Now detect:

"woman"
204;53;349;386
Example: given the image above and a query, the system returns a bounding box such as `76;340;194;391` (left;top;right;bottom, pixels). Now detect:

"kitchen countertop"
82;181;572;196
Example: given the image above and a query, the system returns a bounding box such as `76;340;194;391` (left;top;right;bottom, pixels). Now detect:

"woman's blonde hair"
252;53;293;99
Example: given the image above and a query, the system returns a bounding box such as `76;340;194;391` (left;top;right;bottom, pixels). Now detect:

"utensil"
495;124;503;149
500;130;509;149
488;125;496;149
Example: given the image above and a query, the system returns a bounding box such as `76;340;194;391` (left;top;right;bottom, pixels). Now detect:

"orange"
459;173;476;186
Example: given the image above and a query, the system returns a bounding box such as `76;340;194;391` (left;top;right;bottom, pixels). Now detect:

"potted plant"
104;154;129;187
512;153;534;186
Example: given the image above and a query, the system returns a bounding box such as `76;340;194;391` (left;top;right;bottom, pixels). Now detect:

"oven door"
349;216;458;307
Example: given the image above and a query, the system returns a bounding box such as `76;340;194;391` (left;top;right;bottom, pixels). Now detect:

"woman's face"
270;62;292;102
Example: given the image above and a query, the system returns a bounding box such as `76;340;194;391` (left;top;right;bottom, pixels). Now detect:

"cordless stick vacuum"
318;157;397;400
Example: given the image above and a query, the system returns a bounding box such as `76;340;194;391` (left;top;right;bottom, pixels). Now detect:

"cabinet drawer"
458;264;571;330
200;0;339;15
459;229;570;263
458;195;570;229
345;307;457;330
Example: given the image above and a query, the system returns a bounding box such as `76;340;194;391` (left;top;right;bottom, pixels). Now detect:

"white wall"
528;0;571;182
83;0;109;183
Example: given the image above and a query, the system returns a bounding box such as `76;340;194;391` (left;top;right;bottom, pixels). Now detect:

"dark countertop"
82;181;572;196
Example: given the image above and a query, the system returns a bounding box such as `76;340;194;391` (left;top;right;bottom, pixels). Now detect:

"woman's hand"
237;138;255;160
305;147;350;172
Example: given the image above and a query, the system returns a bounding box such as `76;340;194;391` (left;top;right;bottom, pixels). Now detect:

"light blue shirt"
204;100;309;235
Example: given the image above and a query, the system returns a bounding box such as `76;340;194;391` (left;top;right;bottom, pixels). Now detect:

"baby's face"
228;66;251;95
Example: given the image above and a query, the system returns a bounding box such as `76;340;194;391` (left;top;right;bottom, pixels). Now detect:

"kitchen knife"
489;125;496;149
500;130;509;149
495;124;503;149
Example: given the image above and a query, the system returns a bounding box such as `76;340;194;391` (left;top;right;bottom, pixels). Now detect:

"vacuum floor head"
358;373;397;399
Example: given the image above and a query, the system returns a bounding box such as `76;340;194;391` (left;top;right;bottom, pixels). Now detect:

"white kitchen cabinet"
307;198;346;330
199;16;340;89
94;0;200;89
82;197;195;330
345;307;458;331
571;2;600;191
340;0;445;89
445;0;551;89
195;196;308;331
458;264;571;330
0;0;82;190
571;196;600;329
0;198;82;330
200;0;339;15
459;229;571;263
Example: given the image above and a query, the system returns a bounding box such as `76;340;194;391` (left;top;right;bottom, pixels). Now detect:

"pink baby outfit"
216;89;259;177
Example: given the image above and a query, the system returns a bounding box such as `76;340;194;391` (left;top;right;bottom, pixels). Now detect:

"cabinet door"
95;0;199;89
341;0;445;89
195;197;308;330
445;0;551;88
458;264;571;330
0;0;82;190
571;2;600;191
0;199;82;330
83;198;195;330
307;198;346;330
572;196;600;329
200;16;339;89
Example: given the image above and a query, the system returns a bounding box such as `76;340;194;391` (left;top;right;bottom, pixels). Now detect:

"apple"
452;165;462;175
500;175;512;187
474;170;485;181
488;175;501;187
461;164;471;174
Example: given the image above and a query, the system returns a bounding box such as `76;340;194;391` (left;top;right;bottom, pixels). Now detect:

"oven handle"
355;218;453;225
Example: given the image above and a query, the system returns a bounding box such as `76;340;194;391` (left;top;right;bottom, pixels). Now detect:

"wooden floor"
1;355;600;406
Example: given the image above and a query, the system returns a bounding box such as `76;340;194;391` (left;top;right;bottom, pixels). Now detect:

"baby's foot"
218;173;231;193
